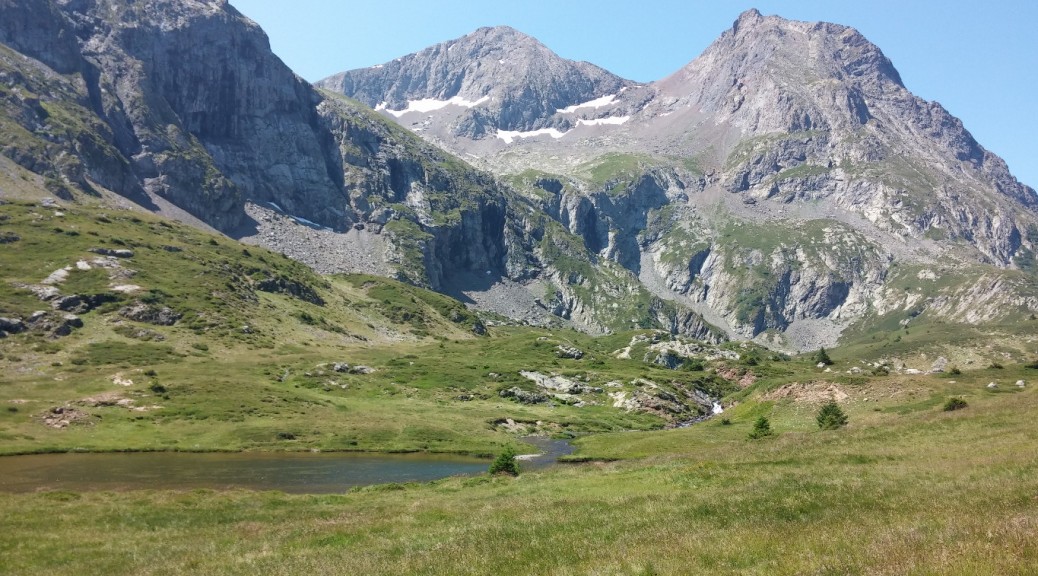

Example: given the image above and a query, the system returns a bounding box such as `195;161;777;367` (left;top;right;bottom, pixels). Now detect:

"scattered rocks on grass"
555;345;584;359
119;302;181;325
499;387;548;404
89;247;134;258
40;406;94;428
764;382;849;404
519;371;601;394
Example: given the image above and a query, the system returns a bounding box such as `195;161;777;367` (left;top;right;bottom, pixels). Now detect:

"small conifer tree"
816;401;848;430
814;347;833;366
748;416;774;439
488;446;520;476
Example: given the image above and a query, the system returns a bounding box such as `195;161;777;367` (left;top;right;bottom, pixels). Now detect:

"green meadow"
2;200;1037;574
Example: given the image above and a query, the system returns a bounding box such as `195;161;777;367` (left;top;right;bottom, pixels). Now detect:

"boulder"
652;352;684;370
25;311;82;338
0;317;26;336
52;293;118;313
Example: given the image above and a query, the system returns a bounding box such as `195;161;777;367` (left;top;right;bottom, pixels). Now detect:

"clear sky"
228;0;1036;189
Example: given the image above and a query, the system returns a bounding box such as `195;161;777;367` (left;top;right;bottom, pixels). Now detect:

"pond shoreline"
0;437;577;494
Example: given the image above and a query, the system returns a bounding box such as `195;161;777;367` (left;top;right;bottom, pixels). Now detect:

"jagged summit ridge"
657;8;904;135
316;26;634;136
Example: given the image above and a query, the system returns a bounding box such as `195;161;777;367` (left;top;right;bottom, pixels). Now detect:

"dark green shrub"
149;382;167;394
488;446;520;476
948;366;962;376
943;397;968;411
720;418;731;426
816;401;848;430
682;359;705;372
748;416;774;439
813;347;833;366
989;362;1004;370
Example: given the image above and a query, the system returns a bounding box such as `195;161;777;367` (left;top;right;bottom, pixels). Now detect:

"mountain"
0;0;717;340
4;1;1037;350
322;9;1038;349
316;26;634;139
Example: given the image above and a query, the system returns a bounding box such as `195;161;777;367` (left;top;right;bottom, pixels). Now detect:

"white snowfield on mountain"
495;116;630;143
376;95;490;117
557;94;617;113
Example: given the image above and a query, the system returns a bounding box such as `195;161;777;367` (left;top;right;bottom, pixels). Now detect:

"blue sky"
229;0;1036;188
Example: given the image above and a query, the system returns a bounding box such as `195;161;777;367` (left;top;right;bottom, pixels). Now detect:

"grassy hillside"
0;199;741;456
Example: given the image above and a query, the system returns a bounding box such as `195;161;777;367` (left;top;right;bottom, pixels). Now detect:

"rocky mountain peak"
316;26;633;136
731;8;764;32
660;10;906;133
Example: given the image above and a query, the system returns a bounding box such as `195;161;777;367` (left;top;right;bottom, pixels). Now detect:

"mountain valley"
1;2;1037;574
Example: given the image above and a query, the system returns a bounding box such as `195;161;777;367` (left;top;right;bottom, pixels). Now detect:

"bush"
682;359;705;372
816;401;848;430
813;347;833;366
948;366;962;376
488;446;520;476
943;397;968;411
989;362;1004;370
748;416;774;439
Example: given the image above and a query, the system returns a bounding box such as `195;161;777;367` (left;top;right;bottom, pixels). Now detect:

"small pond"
0;438;574;494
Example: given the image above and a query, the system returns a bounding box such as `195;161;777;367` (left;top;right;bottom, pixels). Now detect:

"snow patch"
576;116;630;127
267;202;284;213
291;215;332;231
371;64;383;69
496;127;568;144
382;95;490;117
557;94;616;113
